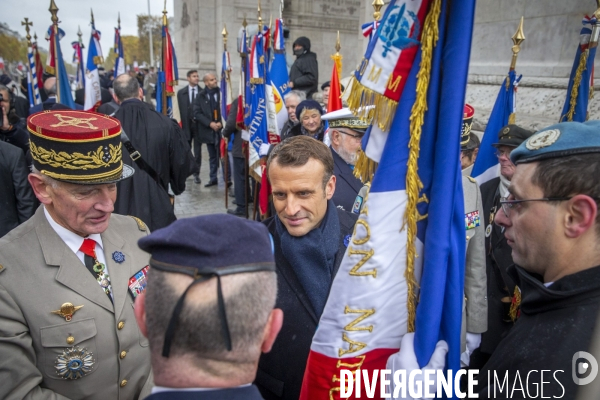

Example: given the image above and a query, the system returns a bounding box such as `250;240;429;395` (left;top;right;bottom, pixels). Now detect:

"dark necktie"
190;87;196;104
79;238;113;302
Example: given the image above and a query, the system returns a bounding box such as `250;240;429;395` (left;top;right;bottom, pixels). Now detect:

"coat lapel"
35;208;114;313
332;149;363;193
101;224;130;319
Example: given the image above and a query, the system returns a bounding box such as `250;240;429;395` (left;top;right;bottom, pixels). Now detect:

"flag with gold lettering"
347;0;430;132
300;0;474;398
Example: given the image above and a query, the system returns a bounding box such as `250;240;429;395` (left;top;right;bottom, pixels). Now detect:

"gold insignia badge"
526;129;561;151
51;303;84;322
502;127;510;134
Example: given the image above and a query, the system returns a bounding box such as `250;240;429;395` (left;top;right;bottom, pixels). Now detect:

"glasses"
336;130;363;140
494;149;512;158
499;196;572;217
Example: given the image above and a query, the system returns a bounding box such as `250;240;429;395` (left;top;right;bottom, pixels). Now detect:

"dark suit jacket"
177;85;200;143
145;385;265;400
193;88;221;144
331;147;363;212
258;209;358;400
29;97;55;114
0;141;36;238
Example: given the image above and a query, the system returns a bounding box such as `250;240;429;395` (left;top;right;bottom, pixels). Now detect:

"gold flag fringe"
508;112;516;125
404;0;442;333
509;286;521;322
353;149;378;183
346;75;398;132
562;49;589;122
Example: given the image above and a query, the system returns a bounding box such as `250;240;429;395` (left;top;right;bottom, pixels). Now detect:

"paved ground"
174;147;240;219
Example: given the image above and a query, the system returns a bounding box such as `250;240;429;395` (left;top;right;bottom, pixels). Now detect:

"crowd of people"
0;30;600;400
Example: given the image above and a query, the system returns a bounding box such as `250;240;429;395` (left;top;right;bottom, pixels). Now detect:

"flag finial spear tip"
49;0;59;24
335;31;341;53
372;0;385;21
510;17;525;71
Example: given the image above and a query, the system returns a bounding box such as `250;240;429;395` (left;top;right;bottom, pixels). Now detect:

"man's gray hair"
145;269;277;364
31;166;61;189
284;90;306;103
203;72;217;82
113;74;140;101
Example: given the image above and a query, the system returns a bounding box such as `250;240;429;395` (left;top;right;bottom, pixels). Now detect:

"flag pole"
49;0;60;104
253;0;263;220
21;18;37;104
241;15;250;219
161;0;168;115
222;24;230;209
507;17;525;124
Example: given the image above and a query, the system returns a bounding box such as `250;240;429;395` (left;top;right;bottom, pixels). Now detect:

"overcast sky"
1;0;174;65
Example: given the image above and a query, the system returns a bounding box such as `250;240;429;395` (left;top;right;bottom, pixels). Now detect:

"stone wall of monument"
172;0;364;96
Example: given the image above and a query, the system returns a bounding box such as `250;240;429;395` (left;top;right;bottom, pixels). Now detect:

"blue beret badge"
112;251;125;263
344;234;352;248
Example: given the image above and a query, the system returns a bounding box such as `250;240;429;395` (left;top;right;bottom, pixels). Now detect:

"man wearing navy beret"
475;121;600;398
136;214;283;400
256;135;358;400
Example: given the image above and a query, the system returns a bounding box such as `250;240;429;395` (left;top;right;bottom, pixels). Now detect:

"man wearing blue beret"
135;214;283;400
256;135;358;400
475;121;600;398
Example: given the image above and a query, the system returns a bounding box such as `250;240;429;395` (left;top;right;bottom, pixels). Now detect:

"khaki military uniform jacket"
0;207;153;400
462;176;488;344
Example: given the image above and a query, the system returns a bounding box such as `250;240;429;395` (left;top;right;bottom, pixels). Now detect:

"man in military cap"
459;105;487;367
470;124;534;369
476;121;600;398
257;136;358;400
322;107;366;212
460;104;480;176
0;110;153;399
135;214;283;399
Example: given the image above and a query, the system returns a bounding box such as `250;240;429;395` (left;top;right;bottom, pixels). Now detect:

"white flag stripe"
364;124;389;163
474;164;499;186
310;190;423;358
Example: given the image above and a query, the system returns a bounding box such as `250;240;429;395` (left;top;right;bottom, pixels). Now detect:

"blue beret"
138;214;275;272
511;121;600;164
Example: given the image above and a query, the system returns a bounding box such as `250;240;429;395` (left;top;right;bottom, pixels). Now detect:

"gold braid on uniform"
404;0;441;333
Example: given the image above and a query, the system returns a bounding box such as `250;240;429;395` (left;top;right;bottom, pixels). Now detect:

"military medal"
465;210;481;230
128;266;150;299
92;262;105;273
51;303;84;322
55;347;95;379
112;251;125;263
486;206;496;237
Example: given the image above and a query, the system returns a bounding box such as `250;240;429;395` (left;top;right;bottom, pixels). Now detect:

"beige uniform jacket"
462;176;488;337
0;207;152;400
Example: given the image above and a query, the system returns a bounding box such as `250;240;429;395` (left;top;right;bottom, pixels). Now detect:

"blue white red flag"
84;21;103;111
71;41;85;90
245;33;269;178
300;0;474;398
471;70;521;185
161;23;179;96
113;25;125;78
27;43;41;107
348;0;430;132
45;26;75;110
560;15;598;122
269;18;290;135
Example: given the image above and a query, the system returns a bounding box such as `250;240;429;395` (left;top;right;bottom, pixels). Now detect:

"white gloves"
259;143;271;157
460;332;482;367
386;333;449;400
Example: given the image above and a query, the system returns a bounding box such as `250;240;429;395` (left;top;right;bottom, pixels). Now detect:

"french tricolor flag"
301;0;474;398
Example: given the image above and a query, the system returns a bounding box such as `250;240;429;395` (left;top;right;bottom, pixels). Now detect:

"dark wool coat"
257;208;358;400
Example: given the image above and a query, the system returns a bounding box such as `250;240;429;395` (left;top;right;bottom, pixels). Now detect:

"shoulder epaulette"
128;216;148;232
467;176;476;183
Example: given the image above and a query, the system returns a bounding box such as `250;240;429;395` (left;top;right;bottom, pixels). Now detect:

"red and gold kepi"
27;110;134;184
461;103;475;146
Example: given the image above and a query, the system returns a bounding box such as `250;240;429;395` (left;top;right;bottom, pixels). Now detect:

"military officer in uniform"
321;108;366;212
469;124;534;369
459;108;487;367
0;110;153;399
